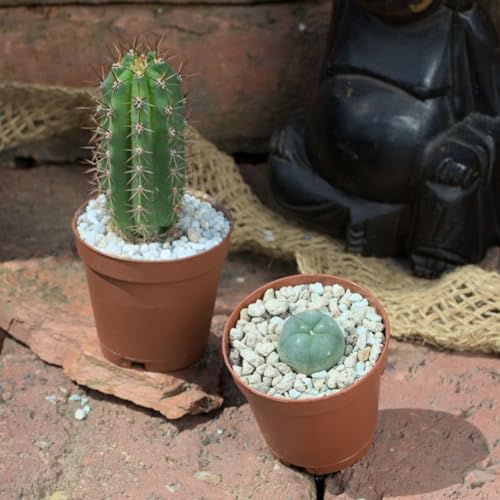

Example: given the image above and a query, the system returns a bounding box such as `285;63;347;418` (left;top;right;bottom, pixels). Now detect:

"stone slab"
0;257;224;419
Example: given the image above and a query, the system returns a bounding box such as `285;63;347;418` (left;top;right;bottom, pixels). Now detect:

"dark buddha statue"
268;0;500;278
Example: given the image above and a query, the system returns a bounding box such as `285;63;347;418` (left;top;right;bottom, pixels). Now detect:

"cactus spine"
93;47;185;241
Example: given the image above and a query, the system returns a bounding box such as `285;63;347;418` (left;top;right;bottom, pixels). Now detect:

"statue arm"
420;2;500;188
453;1;500;114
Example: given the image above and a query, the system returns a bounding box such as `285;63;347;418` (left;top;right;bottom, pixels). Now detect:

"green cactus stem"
278;311;345;375
92;47;186;241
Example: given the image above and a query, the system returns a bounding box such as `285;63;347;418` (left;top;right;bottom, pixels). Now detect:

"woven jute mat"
1;82;499;354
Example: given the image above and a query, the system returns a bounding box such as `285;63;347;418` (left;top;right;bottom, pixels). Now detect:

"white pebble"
240;349;264;367
276;373;296;392
264;299;288;316
310;370;328;379
267;352;280;365
252;382;270;393
312;378;324;391
366;311;382;322
369;345;382;364
187;227;201;242
255;364;268;375
241;361;254;376
229;327;244;341
351;299;369;310
264;365;279;378
251;316;265;324
294;378;307;392
328;300;340;316
344;354;357;368
232;339;246;352
363;319;378;331
349;293;363;302
255;342;276;357
308;295;330;311
357;347;372;362
248;373;261;384
74;409;87;421
243;330;261;349
248;301;266;317
337;370;355;388
290;299;309;314
257;321;269;336
326;372;338;389
355;330;367;351
268;317;284;335
309;283;325;295
78;194;230;260
275;362;292;375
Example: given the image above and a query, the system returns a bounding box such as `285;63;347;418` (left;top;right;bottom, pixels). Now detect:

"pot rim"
222;273;390;405
71;189;233;265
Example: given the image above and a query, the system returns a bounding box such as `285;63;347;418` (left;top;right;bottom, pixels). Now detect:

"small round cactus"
278;311;345;375
91;43;186;241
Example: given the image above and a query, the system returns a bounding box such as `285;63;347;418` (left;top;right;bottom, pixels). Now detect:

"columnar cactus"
278;311;345;375
92;46;185;241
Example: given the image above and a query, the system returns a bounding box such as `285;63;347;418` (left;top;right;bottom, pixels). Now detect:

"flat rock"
0;257;223;419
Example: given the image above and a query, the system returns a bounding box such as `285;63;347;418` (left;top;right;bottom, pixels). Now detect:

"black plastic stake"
314;475;325;500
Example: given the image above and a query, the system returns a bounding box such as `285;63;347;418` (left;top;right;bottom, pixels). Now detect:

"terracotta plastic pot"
222;274;390;474
72;192;232;372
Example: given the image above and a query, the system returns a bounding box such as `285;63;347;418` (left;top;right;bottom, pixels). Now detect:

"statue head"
357;0;437;20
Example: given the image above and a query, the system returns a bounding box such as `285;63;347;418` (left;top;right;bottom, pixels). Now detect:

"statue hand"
431;157;480;188
422;117;495;189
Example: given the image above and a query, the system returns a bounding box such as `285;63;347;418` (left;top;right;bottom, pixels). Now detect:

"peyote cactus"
278;311;345;375
91;45;186;241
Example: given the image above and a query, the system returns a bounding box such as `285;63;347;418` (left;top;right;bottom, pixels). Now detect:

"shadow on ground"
327;408;489;498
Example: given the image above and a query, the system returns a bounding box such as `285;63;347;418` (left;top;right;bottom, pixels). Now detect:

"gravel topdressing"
228;282;386;400
76;193;230;260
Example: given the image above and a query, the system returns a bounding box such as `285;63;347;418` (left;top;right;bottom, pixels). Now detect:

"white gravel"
229;283;386;400
77;193;230;260
68;393;92;420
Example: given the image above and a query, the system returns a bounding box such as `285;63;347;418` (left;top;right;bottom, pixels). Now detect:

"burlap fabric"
1;83;499;354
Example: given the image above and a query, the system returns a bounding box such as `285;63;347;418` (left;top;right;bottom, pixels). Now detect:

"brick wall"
0;0;330;153
0;0;499;155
